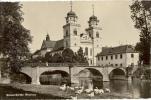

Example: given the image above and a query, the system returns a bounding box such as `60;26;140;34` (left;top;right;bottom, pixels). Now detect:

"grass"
10;83;132;99
0;84;67;99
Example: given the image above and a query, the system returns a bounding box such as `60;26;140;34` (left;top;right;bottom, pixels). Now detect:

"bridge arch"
13;72;32;84
39;70;70;85
76;68;103;89
109;68;126;80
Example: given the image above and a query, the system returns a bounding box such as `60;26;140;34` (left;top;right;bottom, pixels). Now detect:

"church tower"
63;2;81;52
85;5;102;65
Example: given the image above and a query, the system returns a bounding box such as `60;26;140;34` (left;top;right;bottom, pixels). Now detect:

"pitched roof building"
97;45;137;56
96;45;139;67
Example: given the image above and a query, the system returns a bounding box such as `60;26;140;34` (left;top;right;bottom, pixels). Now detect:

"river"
0;79;150;99
102;79;151;98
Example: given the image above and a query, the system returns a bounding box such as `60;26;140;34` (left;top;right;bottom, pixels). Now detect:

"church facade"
34;7;102;66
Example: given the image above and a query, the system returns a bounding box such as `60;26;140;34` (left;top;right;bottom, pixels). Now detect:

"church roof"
41;40;56;50
89;15;97;21
53;39;64;51
67;11;77;17
97;45;138;56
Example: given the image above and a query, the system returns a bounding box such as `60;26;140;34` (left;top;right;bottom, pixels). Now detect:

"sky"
21;1;140;53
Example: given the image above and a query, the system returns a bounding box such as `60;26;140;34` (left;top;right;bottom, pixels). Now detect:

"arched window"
96;32;99;38
73;29;77;36
85;47;88;56
66;41;68;47
66;30;69;36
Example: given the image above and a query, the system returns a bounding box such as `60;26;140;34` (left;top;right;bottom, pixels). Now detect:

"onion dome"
89;15;98;21
67;11;77;18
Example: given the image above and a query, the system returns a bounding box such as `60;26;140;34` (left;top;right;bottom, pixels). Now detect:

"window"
85;47;88;56
106;56;108;60
131;54;134;58
115;54;118;59
91;60;93;64
96;32;99;38
120;54;123;59
73;29;77;35
90;48;92;56
115;64;118;66
66;41;68;47
98;56;100;61
111;55;113;60
89;33;92;38
101;56;103;61
66;30;69;36
120;63;122;66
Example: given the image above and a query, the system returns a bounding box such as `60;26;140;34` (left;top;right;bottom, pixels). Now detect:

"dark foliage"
0;3;32;73
130;0;151;65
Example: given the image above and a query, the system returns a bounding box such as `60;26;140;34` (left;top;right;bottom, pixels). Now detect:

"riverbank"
10;83;132;99
0;84;66;99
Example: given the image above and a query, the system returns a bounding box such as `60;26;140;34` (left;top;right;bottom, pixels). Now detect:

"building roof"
33;49;41;55
97;45;138;56
41;40;56;50
53;39;64;51
67;11;77;18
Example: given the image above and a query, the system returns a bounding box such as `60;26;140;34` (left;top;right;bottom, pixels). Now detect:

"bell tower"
86;4;102;65
63;1;81;52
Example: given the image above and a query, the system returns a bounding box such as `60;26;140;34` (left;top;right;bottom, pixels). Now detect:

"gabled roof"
41;40;56;50
97;45;138;56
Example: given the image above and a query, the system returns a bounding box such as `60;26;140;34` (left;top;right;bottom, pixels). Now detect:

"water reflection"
105;79;151;98
84;78;151;98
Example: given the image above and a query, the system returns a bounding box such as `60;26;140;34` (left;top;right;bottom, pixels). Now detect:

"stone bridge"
20;63;132;85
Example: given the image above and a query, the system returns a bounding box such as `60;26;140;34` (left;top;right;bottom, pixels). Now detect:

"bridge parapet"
24;62;130;69
23;63;89;67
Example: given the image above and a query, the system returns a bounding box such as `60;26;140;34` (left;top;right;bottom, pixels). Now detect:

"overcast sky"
21;1;140;53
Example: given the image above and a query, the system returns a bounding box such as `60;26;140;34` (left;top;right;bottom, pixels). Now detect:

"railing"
23;62;89;67
23;62;134;68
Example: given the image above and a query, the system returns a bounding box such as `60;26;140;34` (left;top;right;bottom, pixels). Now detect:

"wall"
126;53;139;67
96;53;127;67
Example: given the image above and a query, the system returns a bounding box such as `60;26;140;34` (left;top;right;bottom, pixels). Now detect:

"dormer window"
73;29;77;36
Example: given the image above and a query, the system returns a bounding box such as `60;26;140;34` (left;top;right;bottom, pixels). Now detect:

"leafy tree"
62;48;74;63
32;56;45;63
52;53;63;63
45;52;53;63
130;0;151;65
77;47;88;64
0;3;32;73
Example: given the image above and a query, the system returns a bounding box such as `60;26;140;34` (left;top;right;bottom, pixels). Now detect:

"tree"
62;48;75;85
52;53;63;63
62;48;74;63
77;47;88;64
130;0;151;65
45;52;53;63
0;3;32;73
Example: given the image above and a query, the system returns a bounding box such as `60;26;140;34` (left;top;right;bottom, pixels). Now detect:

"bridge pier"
31;67;40;85
71;76;79;84
103;75;110;82
127;76;132;83
32;77;40;85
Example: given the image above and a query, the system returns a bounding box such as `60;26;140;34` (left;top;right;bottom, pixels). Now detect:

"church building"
33;4;102;66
